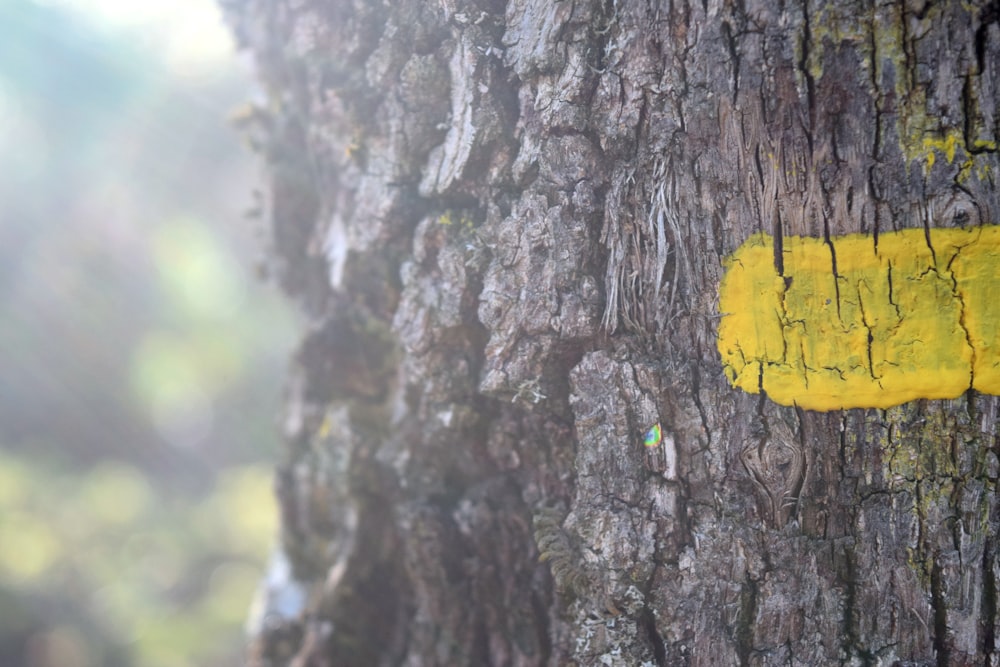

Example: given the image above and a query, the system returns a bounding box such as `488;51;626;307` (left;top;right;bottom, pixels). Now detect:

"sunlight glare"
35;0;237;76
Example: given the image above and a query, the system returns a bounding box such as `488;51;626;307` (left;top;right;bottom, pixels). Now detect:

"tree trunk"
225;0;1000;664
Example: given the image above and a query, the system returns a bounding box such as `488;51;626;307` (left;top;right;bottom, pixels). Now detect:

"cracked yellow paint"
717;226;1000;410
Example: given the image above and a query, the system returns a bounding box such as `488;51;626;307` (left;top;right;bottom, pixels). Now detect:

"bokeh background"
0;1;298;665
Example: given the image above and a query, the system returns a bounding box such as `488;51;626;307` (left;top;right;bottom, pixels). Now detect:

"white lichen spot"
513;378;546;404
661;430;677;480
323;213;348;289
245;548;309;636
437;407;454;426
621;585;646;614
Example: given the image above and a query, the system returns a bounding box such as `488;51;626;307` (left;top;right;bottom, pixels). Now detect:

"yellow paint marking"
717;226;1000;410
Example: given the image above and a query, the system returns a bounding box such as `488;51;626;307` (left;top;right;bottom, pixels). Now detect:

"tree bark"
225;0;1000;664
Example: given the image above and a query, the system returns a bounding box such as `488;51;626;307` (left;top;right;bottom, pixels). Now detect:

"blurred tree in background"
0;1;296;665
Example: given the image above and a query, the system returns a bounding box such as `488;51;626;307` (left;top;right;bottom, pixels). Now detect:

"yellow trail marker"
717;225;1000;411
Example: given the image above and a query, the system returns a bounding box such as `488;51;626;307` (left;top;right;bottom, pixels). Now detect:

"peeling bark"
225;0;1000;664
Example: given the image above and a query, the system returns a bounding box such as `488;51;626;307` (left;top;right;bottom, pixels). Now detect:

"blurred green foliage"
0;1;297;665
0;451;277;666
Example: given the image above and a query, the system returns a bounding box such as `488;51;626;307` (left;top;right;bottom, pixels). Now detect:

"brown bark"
225;0;1000;664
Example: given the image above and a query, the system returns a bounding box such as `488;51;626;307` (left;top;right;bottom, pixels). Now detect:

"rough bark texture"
225;0;1000;664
